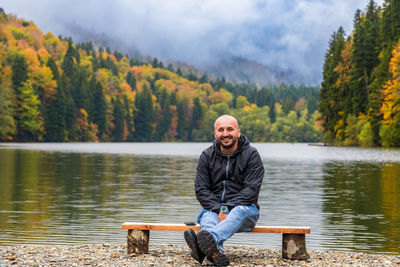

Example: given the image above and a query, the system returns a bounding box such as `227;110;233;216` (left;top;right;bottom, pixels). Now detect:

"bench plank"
121;222;310;234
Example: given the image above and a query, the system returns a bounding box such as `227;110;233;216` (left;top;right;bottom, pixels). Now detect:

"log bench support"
127;229;150;254
282;234;310;260
122;223;310;260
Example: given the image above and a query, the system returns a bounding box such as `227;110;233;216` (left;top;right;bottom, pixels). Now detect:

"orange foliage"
76;109;98;142
157;79;177;93
243;105;252;112
108;54;117;62
131;65;154;81
381;38;400;124
334;40;352;93
123;122;129;141
209;89;233;105
29;65;57;105
168;105;178;140
136;80;152;93
294;97;306;112
25;24;44;50
100;51;108;60
1;66;13;87
120;83;132;94
0;26;6;41
177;84;195;99
37;48;51;62
23;47;40;66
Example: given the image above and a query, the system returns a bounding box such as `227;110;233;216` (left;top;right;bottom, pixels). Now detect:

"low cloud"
1;0;383;84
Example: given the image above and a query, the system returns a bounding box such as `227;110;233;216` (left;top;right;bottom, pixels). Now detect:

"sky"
0;0;384;84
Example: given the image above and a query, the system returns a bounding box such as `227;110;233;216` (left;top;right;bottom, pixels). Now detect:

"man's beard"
218;136;238;149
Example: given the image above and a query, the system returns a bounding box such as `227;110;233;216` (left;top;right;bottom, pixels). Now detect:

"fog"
1;0;384;84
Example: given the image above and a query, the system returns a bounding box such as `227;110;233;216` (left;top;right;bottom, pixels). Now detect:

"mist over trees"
319;0;400;147
0;9;321;143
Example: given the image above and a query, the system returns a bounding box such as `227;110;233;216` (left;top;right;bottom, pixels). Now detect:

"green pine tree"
0;78;16;141
319;27;346;139
350;9;369;115
177;98;189;140
111;96;125;141
133;83;154;141
154;89;172;141
126;71;136;91
92;81;107;140
188;97;203;141
44;57;64;141
10;53;28;89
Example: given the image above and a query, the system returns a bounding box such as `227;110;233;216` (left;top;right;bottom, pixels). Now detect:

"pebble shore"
1;244;399;266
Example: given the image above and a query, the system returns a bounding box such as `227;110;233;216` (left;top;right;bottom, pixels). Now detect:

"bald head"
214;115;239;130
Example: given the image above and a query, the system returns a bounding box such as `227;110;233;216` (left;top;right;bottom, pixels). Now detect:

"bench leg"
127;229;150;254
282;234;310;260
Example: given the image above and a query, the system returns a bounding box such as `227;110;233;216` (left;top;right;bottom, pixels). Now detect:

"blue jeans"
197;204;259;252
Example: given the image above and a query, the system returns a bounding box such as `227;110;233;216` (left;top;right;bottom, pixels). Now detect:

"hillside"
0;9;322;143
205;57;291;87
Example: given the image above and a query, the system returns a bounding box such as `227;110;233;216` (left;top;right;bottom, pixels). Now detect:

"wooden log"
282;234;310;260
127;229;149;254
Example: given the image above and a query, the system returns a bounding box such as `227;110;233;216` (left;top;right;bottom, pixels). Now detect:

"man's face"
214;117;240;150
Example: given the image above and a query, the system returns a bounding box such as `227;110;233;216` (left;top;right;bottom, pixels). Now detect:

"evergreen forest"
0;9;322;143
320;0;400;147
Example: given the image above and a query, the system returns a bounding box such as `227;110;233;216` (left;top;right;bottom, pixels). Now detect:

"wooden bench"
121;222;310;260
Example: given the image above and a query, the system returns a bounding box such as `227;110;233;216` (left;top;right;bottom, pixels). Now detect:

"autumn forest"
0;8;321;143
2;0;400;146
320;0;400;147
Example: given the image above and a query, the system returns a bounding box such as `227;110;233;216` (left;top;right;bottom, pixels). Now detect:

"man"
184;114;265;266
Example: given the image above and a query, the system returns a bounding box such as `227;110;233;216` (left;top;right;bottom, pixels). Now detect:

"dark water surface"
0;143;399;255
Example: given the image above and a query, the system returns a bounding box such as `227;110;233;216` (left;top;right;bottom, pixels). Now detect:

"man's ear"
238;129;241;137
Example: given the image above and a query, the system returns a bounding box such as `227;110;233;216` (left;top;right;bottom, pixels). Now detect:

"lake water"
0;143;399;255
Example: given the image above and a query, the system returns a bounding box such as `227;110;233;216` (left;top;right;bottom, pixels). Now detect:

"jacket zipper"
222;156;230;202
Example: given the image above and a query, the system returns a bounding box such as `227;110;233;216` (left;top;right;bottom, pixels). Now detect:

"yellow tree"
0;66;16;140
16;81;43;141
380;38;400;147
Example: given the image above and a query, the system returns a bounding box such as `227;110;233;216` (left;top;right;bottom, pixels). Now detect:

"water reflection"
321;161;400;254
0;144;399;255
0;149;200;245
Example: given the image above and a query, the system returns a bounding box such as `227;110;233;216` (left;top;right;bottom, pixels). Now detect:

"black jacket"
195;135;264;212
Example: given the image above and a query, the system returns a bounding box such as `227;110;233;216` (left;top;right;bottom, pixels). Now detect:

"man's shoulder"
242;142;259;154
201;143;216;157
240;144;262;165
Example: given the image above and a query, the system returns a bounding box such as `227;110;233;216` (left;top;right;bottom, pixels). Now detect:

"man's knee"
198;210;219;230
230;205;258;218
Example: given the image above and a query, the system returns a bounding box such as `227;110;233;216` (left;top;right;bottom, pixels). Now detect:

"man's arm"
225;149;264;207
195;152;221;212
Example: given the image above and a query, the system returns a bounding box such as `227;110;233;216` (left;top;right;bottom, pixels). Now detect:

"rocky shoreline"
1;243;399;266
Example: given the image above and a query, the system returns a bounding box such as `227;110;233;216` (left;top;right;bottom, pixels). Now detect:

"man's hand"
218;210;228;222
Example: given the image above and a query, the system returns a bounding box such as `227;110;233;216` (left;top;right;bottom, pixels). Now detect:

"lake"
0;143;399;255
